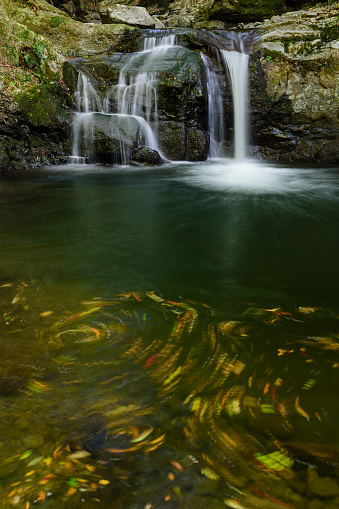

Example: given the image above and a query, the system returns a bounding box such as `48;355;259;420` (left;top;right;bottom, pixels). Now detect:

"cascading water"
69;30;250;165
220;43;249;161
70;73;103;164
70;35;179;164
201;53;225;159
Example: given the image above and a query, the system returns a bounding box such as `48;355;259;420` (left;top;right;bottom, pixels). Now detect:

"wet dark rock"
132;147;164;165
0;372;28;396
77;113;142;163
49;0;102;23
187;128;209;161
314;140;339;165
158;121;186;160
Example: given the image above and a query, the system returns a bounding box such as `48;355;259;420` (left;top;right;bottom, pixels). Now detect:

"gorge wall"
0;0;338;170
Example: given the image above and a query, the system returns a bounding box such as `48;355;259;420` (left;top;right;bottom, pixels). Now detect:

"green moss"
49;15;69;29
296;55;338;75
319;18;339;42
17;83;71;127
210;0;285;22
262;47;286;62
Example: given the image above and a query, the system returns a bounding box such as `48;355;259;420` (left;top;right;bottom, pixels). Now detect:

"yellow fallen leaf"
145;442;163;452
25;471;35;477
67;487;77;496
40;311;54;317
37;491;46;502
201;467;219;480
98;479;110;486
295;396;310;420
130;427;154;444
168;472;175;481
224;500;246;509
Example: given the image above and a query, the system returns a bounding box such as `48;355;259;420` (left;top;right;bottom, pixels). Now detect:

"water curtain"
70;31;250;164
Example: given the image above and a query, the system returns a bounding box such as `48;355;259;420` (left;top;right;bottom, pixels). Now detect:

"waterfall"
201;53;224;159
220;47;249;161
70;35;177;164
69;31;251;165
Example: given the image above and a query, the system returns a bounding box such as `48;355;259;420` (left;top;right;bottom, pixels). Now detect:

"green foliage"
19;37;45;71
49;15;69;29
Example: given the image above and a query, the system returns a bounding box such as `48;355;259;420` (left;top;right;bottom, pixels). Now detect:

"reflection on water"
0;160;339;508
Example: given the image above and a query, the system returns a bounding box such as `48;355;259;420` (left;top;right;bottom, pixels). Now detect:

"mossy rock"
17;83;72;128
187;128;209;160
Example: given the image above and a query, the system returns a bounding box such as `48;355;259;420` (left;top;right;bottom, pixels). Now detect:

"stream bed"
1;159;339;509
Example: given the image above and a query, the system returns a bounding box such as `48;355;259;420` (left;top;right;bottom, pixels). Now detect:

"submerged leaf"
254;451;294;471
19;450;33;460
295;396;310;420
201;467;219;480
131;427;154;443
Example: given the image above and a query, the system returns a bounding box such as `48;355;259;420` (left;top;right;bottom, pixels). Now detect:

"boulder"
157;122;209;160
132;146;164;164
249;4;339;162
75;112;143;162
49;0;102;23
99;2;156;28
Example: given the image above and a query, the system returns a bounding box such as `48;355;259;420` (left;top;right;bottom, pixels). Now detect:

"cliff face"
0;0;136;170
0;0;338;169
248;5;339;163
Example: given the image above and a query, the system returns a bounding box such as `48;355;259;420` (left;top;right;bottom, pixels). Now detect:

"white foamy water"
175;159;339;196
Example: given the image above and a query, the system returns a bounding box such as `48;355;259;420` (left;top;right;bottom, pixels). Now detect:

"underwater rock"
23;434;45;450
307;467;339;498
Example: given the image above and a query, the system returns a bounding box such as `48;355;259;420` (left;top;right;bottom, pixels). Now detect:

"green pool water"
0;160;339;508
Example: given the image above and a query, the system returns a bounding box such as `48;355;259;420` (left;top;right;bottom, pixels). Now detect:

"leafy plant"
19;38;44;71
50;16;69;29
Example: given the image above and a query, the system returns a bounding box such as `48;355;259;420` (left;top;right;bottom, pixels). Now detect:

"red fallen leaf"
169;461;183;472
143;354;159;368
38;474;55;484
68;314;80;321
132;292;142;302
